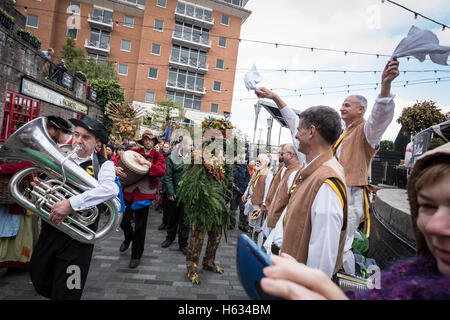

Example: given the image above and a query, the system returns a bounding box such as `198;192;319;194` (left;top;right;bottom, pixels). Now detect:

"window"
92;7;113;24
211;103;218;113
218;37;227;48
89;29;110;49
148;68;158;79
145;91;155;103
118;64;128;75
26;14;39;28
69;2;80;15
157;0;166;8
121;40;131;51
154;19;163;32
174;21;209;45
166;91;202;110
151;43;161;55
213;81;221;92
221;14;229;25
67;28;78;39
126;0;146;5
167;68;204;92
88;53;107;65
216;59;224;69
124;16;134;28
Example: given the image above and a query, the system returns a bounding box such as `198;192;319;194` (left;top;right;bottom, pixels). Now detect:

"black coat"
232;163;251;194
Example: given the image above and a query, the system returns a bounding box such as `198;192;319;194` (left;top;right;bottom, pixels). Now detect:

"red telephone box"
0;91;40;142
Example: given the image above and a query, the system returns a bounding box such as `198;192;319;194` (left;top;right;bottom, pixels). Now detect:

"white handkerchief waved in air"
244;64;263;91
392;25;450;65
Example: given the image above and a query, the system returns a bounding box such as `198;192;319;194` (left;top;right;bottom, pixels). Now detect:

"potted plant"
17;29;41;50
0;8;15;31
394;163;407;189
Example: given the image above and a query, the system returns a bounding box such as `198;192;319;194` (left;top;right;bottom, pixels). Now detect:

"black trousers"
29;222;95;300
230;190;246;227
161;194;170;226
165;196;190;248
120;200;150;259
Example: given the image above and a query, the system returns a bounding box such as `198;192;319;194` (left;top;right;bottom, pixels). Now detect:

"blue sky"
229;0;450;145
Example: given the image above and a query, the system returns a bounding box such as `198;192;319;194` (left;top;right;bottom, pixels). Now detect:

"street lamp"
266;116;273;149
253;102;261;145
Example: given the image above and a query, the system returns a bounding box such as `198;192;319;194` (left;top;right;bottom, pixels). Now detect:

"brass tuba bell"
249;208;261;220
0;117;122;244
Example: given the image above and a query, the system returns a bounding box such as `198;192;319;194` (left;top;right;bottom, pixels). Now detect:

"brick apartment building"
13;0;251;126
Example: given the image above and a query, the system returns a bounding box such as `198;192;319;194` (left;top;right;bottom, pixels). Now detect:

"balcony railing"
166;80;206;96
175;7;214;28
172;31;211;51
169;56;208;74
87;13;113;30
84;39;110;54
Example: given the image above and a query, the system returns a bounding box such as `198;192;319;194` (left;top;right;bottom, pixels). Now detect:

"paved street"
0;207;250;300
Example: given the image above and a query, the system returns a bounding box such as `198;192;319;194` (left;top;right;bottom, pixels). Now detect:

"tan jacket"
264;164;285;211
337;118;377;187
266;162;302;228
281;150;347;275
249;168;271;206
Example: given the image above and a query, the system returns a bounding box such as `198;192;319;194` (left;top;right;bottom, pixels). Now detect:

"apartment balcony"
172;31;211;51
84;39;110;55
87;13;114;31
166;81;206;96
175;8;214;29
169;57;208;74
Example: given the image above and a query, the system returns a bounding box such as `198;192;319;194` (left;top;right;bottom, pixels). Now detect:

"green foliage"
428;137;446;150
89;79;124;130
397;100;447;136
148;100;185;133
60;37;118;82
380;140;394;151
0;7;15;22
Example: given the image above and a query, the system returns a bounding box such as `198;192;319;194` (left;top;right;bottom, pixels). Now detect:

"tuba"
0;117;122;244
249;208;261;220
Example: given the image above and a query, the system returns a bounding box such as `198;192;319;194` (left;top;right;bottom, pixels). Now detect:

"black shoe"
180;246;188;255
119;241;130;252
161;239;173;248
129;258;140;269
158;223;167;230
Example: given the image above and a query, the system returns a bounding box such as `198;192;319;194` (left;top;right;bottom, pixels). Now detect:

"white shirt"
68;153;119;211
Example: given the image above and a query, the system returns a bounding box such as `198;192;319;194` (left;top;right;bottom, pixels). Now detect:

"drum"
117;150;149;186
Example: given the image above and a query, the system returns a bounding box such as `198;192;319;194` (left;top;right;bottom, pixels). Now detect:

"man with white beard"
242;154;273;246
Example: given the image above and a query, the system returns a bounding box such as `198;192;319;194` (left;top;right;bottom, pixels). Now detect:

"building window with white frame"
67;28;78;39
213;81;221;92
218;37;227;48
26;14;39;28
145;91;155;103
221;14;229;25
151;43;161;55
69;2;80;15
118;64;128;76
157;0;166;8
121;40;131;51
148;67;158;79
124;16;134;28
154;19;164;32
210;103;218;113
216;59;224;70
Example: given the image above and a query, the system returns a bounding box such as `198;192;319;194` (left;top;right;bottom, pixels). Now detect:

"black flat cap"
69;115;108;144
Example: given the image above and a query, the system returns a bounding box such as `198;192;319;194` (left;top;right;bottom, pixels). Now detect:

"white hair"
258;154;270;165
350;95;368;115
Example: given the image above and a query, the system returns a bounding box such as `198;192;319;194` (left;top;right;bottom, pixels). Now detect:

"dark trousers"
161;194;170;226
165;196;190;248
230;190;246;227
120;200;150;259
29;223;94;300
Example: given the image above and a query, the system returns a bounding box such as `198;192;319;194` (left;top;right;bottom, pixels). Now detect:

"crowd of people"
0;56;449;300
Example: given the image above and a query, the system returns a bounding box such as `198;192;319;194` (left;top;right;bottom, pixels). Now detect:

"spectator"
111;145;125;166
248;160;257;176
261;142;450;300
41;48;54;60
230;155;251;231
160;136;193;255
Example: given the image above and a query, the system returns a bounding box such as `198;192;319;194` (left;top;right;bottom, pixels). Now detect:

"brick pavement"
0;207;250;300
